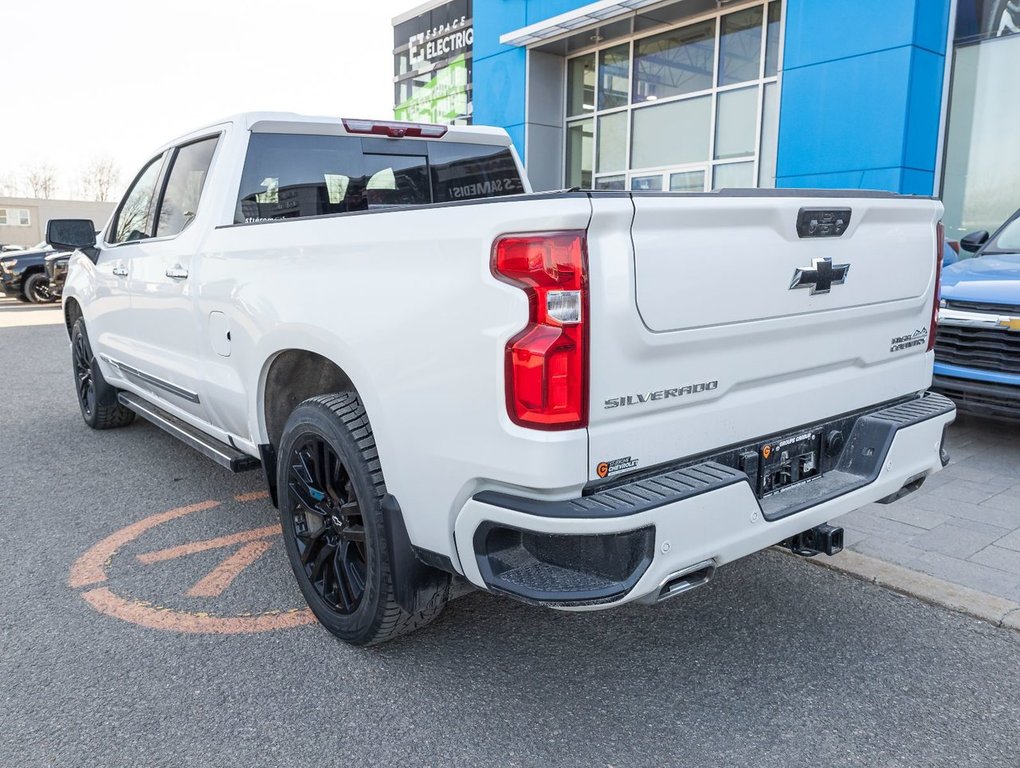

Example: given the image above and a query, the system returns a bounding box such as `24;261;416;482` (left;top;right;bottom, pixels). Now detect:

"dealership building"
395;0;1020;239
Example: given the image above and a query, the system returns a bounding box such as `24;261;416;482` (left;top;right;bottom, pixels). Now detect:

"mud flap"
381;494;451;614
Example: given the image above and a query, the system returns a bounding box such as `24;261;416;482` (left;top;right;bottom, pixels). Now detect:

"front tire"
24;272;55;303
277;393;446;646
70;319;135;429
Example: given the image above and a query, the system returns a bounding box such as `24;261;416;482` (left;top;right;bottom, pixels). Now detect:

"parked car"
49;112;954;646
934;208;1020;420
0;242;57;302
1;244;25;253
44;250;70;300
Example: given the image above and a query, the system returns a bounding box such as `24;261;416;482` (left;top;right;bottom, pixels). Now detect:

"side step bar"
117;392;260;473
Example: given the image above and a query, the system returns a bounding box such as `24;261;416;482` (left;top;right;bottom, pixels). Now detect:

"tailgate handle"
796;208;851;238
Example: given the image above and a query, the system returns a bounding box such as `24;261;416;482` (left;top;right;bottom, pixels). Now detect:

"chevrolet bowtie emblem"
790;257;850;295
998;317;1020;332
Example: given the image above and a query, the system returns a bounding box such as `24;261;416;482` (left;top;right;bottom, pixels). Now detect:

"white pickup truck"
49;113;955;646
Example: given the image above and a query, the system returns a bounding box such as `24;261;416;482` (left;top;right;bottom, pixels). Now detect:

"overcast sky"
0;0;419;199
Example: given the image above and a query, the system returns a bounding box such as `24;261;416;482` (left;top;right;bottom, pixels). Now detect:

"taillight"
492;231;589;430
929;222;944;352
341;118;447;138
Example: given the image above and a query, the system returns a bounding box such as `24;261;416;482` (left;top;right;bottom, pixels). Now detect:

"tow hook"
781;523;844;557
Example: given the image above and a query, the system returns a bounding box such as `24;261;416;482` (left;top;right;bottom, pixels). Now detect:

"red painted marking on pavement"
69;500;220;588
136;524;280;564
186;540;274;598
81;587;315;634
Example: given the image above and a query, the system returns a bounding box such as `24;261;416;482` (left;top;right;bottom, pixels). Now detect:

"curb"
793;548;1020;632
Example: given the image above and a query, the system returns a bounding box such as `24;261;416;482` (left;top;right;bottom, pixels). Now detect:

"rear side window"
156;136;218;237
110;153;166;244
429;142;524;203
235;133;523;224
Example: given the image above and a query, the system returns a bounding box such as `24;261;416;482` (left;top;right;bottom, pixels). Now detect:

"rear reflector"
341;118;447;139
492;232;589;430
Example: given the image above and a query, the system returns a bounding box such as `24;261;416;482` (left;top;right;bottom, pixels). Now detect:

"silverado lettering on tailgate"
604;380;719;409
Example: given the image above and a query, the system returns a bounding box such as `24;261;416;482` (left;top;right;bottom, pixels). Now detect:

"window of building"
941;31;1020;240
0;209;31;226
565;0;782;192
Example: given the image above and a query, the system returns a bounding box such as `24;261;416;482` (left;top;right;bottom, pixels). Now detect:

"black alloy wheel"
72;326;96;419
286;436;368;614
25;272;54;303
277;393;447;646
69;319;135;429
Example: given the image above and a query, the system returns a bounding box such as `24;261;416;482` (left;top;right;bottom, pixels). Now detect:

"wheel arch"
20;266;46;295
63;297;83;340
260;348;363;452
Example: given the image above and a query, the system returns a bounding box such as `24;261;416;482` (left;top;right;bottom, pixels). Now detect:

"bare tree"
79;157;120;202
26;164;57;198
0;172;19;197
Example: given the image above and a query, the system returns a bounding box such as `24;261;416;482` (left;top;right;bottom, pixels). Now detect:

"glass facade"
393;0;473;124
565;0;782;192
941;1;1020;240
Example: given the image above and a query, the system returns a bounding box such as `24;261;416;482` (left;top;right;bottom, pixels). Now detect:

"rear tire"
71;319;135;430
277;392;446;646
24;272;55;303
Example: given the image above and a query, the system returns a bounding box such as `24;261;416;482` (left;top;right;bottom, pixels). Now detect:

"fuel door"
208;311;231;357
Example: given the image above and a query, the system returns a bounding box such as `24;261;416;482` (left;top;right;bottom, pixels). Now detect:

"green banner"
395;54;469;124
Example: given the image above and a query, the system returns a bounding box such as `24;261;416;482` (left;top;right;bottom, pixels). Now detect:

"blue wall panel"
903;47;946;172
777;46;914;177
473;2;532;154
777;0;951;194
783;0;946;69
473;1;527;60
473;48;528;130
473;1;588;156
525;0;589;24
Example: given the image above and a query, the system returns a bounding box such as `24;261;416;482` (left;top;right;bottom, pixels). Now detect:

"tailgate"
585;192;942;484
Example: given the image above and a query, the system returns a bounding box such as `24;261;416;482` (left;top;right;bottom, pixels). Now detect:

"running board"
117;392;260;472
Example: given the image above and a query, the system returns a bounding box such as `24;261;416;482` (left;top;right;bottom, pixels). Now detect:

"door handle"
165;265;189;280
112;266;128;277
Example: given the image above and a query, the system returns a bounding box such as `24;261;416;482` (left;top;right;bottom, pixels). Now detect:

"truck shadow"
349;549;1020;762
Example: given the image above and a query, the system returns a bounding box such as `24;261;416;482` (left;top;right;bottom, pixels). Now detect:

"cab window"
155;137;219;238
110;153;166;244
235;132;524;224
235;133;430;223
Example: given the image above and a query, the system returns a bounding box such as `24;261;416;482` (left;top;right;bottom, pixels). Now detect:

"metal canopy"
499;0;708;47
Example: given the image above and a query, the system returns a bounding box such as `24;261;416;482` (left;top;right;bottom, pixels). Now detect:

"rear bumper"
455;392;955;608
933;374;1020;421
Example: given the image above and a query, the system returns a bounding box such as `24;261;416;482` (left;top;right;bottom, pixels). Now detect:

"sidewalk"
825;411;1020;622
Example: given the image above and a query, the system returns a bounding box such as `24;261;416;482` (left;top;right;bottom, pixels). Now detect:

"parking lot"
2;296;1019;767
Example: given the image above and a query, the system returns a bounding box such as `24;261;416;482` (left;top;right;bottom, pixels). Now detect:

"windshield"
988;215;1020;253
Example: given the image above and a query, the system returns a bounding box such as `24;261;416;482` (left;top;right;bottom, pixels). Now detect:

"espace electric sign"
408;15;473;66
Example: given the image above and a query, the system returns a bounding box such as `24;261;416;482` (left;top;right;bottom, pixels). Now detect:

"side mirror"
959;230;989;253
46;219;97;252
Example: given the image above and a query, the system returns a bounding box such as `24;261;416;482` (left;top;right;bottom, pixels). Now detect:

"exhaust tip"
656;560;716;602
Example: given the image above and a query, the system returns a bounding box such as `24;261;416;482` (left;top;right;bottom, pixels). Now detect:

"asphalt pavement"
2;301;1019;767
